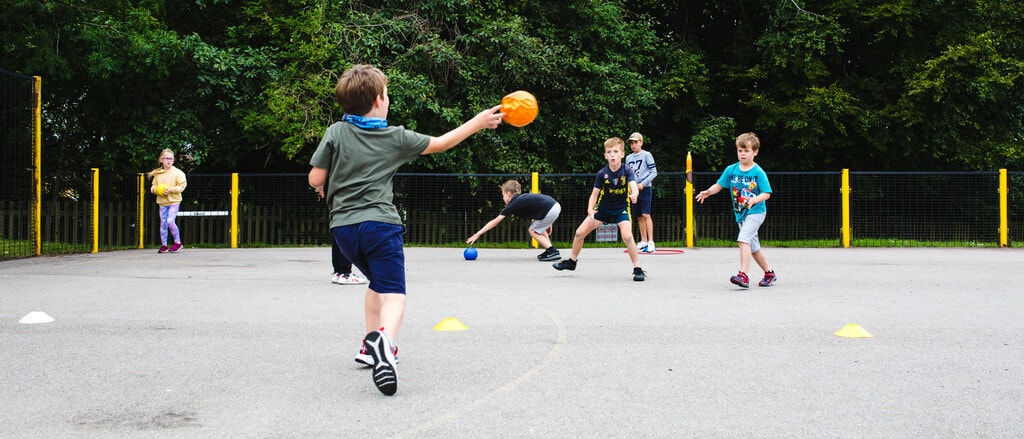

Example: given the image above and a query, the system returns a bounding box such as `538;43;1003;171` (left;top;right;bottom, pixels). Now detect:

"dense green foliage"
3;0;1022;185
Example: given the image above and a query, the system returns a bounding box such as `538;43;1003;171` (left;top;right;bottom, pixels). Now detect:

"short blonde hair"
603;137;625;151
335;64;388;116
736;132;760;151
500;179;522;195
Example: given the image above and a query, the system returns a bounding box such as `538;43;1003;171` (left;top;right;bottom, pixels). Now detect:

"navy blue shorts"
332;222;407;294
594;210;630;224
631;186;653;215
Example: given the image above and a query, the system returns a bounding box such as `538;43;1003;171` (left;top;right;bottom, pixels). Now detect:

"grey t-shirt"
310;121;430;228
626;150;658;187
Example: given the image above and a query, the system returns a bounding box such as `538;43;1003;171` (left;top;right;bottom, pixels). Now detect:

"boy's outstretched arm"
423;105;504;155
695;183;723;203
466;214;506;244
586;188;600;218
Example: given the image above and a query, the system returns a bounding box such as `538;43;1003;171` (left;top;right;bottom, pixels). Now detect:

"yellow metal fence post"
231;173;239;248
138;173;145;248
685;152;694;248
999;169;1008;248
530;172;539;248
33;76;42;256
91;168;99;253
841;169;851;248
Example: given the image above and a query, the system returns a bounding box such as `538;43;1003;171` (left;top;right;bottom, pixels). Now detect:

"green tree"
1;0;279;197
635;0;1024;172
899;1;1024;170
236;0;665;174
4;0;1023;181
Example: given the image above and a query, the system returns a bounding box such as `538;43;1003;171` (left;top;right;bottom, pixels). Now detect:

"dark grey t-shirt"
500;193;558;220
310;121;430;228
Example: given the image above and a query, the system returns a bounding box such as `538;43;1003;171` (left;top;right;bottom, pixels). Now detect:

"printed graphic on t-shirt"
730;177;759;214
602;174;629;197
594;166;635;215
627;160;642;179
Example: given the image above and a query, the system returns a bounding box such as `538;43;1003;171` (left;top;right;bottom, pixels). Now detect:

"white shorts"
737;213;766;253
530;202;561;234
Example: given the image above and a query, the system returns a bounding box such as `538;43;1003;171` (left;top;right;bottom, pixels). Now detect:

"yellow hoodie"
150;166;187;206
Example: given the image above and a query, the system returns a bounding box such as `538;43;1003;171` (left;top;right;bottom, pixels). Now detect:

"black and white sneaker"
364;330;398;395
355;345;373;367
633;267;646;282
537;247;561;261
355;339;398;367
552;258;577;271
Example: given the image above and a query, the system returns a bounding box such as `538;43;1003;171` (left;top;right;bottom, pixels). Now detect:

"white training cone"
19;312;55;324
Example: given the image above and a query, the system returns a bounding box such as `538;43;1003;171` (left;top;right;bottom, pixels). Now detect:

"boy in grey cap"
626;132;658;253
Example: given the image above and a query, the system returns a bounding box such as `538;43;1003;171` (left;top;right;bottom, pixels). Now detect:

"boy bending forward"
467;180;563;261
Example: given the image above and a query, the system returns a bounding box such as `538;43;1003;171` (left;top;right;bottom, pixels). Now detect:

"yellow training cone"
834;323;873;338
433;317;469;331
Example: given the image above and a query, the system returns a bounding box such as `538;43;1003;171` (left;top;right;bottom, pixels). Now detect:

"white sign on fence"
176;211;229;217
595;223;618;242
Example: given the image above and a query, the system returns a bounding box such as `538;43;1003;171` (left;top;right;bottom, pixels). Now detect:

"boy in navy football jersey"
553;137;646;281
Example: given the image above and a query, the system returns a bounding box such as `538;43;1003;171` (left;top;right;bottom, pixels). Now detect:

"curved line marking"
394;282;567;438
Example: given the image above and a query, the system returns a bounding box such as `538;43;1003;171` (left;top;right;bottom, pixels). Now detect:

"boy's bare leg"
752;249;771;274
379;294;405;339
362;289;402;397
365;289;406;340
529;228;553;249
569;219;600;260
641;214;654;245
364;290;380;333
738;242;753;274
619;221;640;266
638;214;647;242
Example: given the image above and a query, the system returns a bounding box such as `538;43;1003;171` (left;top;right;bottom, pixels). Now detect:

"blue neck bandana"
342;114;389;129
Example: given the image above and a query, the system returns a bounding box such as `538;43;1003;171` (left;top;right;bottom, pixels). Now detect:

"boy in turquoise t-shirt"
695;132;777;288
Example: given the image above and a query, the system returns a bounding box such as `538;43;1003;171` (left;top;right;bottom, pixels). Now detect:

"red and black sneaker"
730;271;750;288
758;271;777;287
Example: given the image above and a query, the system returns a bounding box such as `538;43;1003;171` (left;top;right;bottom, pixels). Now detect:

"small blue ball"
464;247;478;260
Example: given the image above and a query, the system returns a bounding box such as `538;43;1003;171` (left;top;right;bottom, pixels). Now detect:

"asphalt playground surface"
2;245;1022;438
